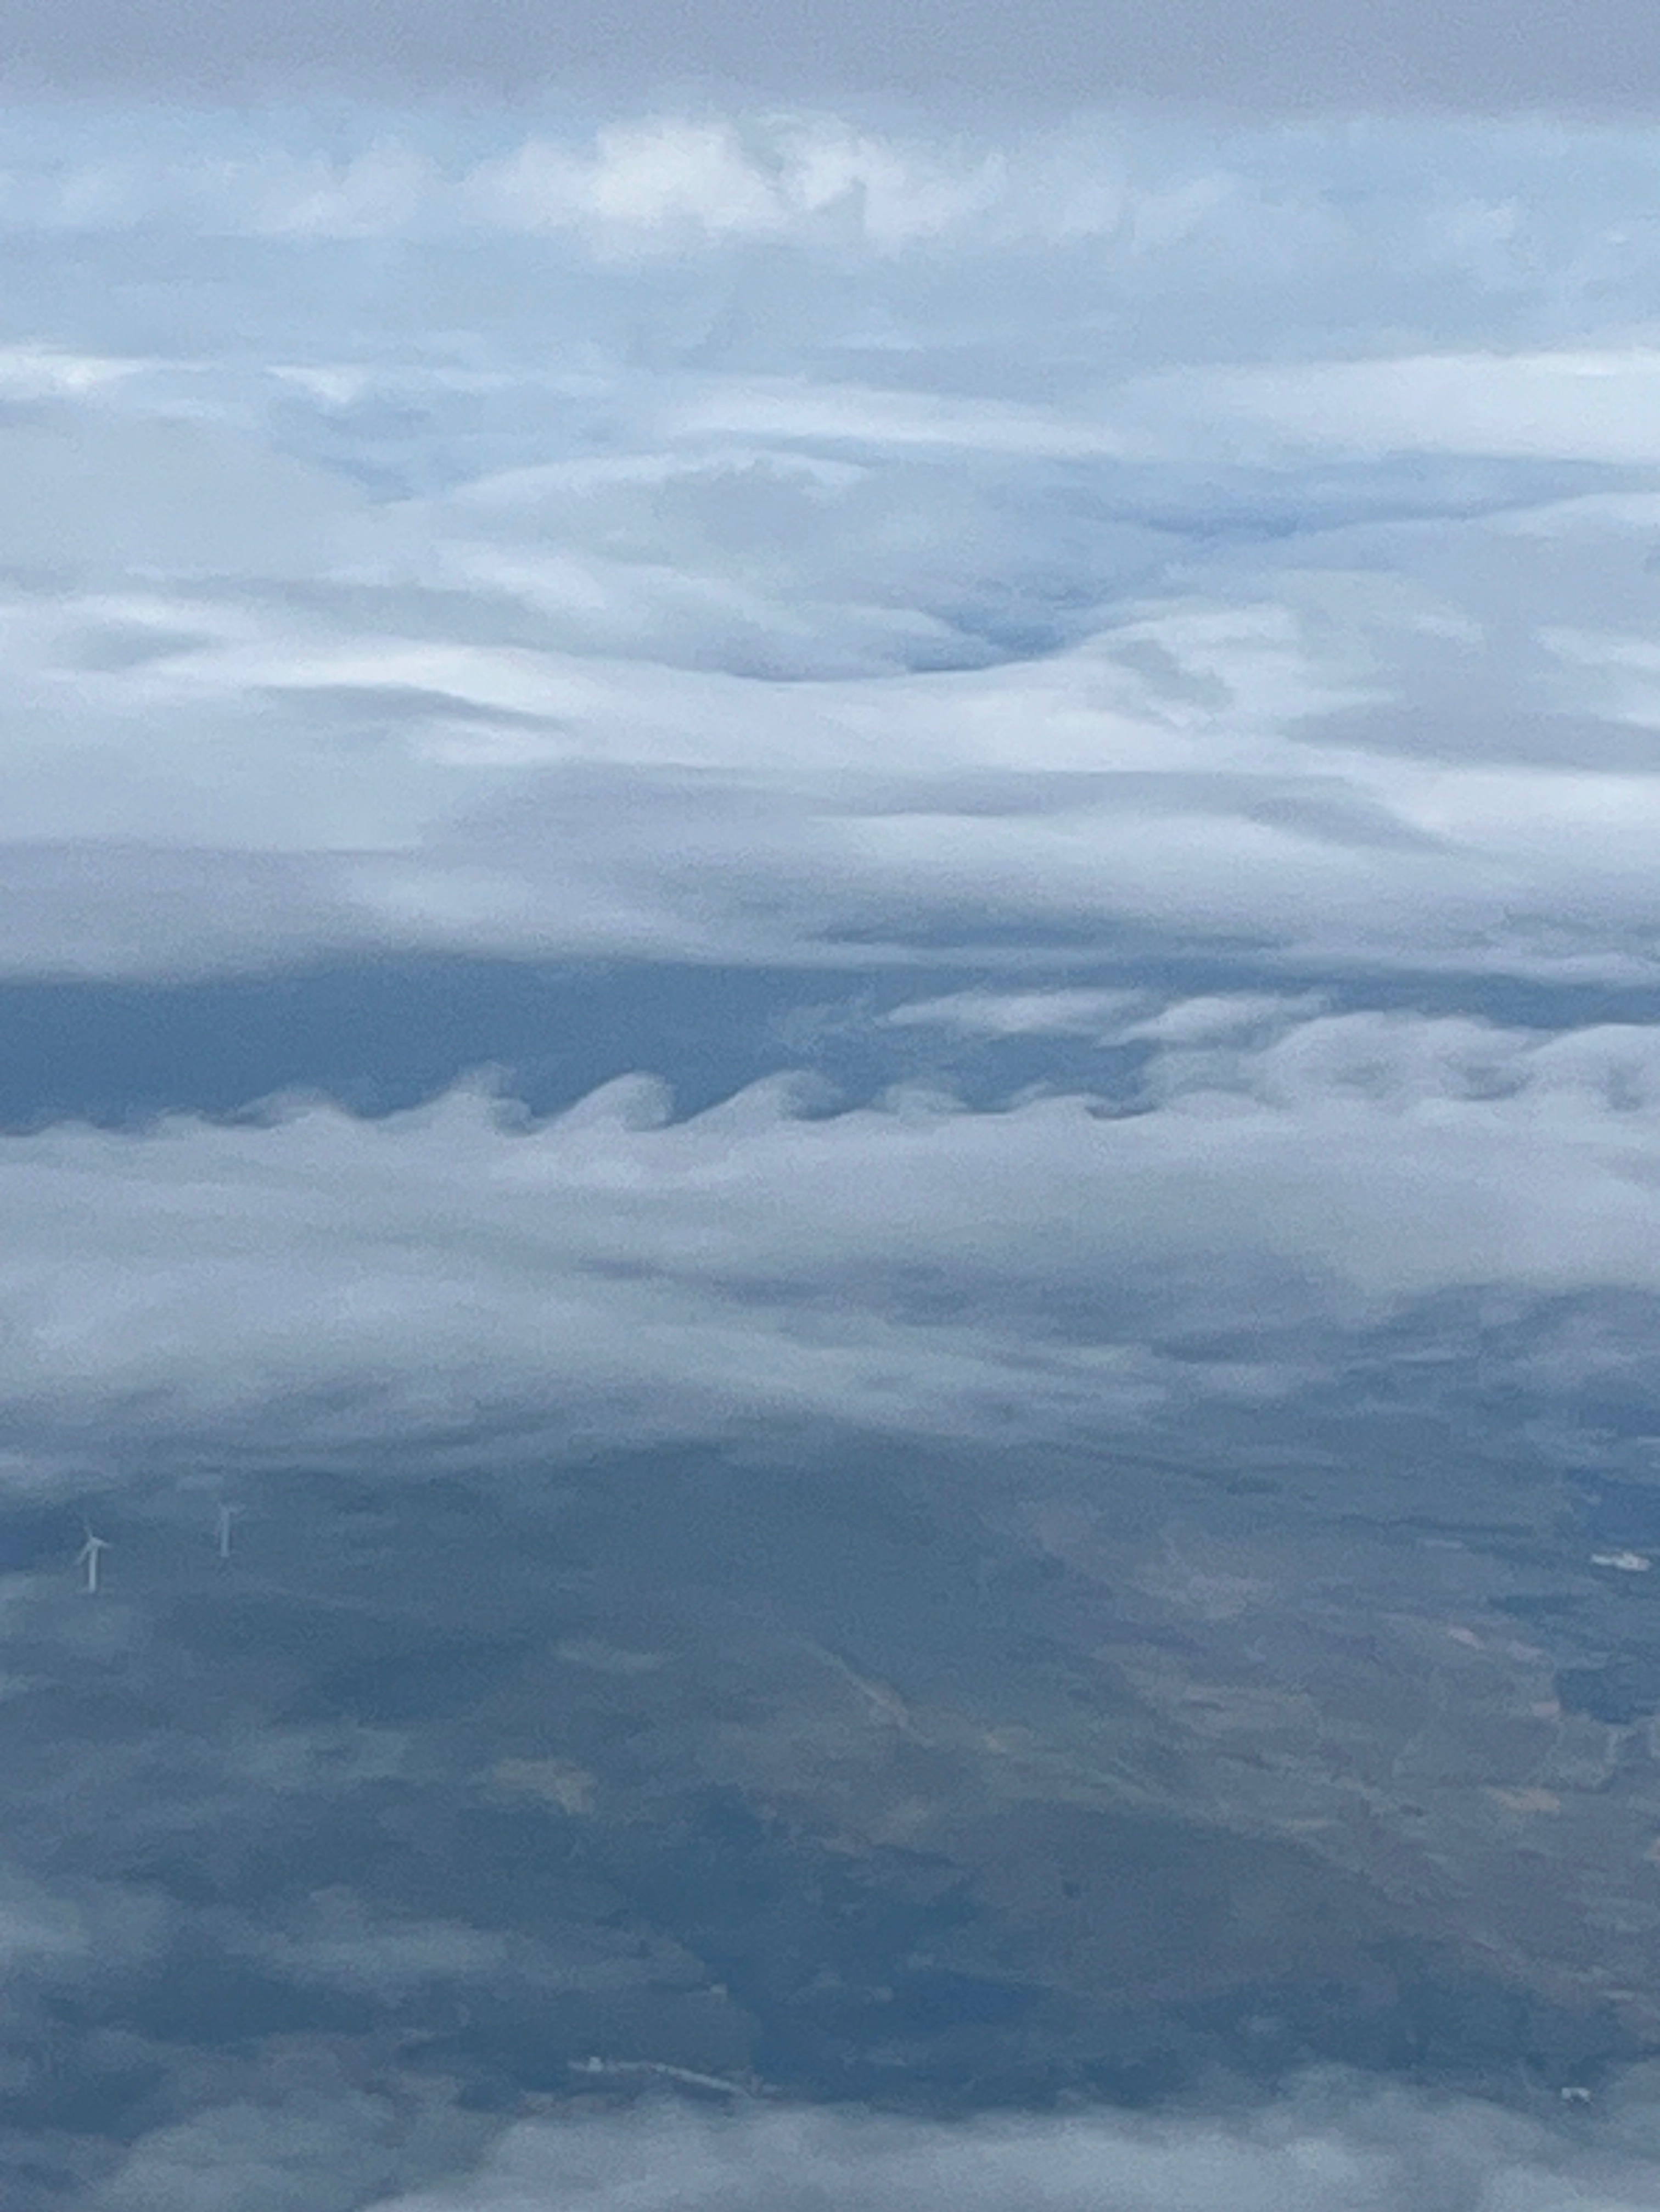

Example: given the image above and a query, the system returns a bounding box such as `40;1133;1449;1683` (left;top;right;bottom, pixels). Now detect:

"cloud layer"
1;1001;1657;1477
1;109;1660;982
358;2088;1660;2212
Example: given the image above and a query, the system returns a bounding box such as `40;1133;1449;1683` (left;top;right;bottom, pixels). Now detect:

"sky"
9;7;1660;2208
4;0;1660;113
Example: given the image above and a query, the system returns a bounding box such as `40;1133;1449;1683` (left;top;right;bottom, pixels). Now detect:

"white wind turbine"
76;1524;110;1595
215;1503;243;1560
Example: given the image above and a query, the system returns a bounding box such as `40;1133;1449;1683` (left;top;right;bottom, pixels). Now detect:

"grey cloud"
1;0;1658;116
0;847;382;981
0;1870;164;1979
1309;707;1660;772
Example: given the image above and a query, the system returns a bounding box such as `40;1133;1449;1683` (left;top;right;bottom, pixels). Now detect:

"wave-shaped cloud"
4;1005;1660;1476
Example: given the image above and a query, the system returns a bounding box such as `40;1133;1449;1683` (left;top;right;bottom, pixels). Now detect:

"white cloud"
1;1007;1659;1471
464;116;1003;254
93;2073;481;2212
1122;993;1329;1044
881;988;1328;1041
883;988;1148;1037
357;2088;1660;2212
7;530;1660;979
249;143;437;239
466;123;786;248
220;1892;512;1998
668;380;1136;456
1156;351;1660;467
0;343;153;398
0;108;1658;981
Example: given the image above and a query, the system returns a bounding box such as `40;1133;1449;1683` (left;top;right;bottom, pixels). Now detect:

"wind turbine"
215;1503;243;1560
76;1524;110;1595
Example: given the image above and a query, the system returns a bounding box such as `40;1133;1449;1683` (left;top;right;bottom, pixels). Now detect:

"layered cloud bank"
2;109;1660;979
5;1001;1660;1476
359;2089;1660;2212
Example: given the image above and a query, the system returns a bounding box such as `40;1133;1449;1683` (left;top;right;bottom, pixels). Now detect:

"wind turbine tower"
215;1503;243;1560
76;1526;110;1595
